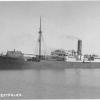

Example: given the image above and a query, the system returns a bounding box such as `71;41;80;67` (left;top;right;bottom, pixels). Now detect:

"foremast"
38;16;42;60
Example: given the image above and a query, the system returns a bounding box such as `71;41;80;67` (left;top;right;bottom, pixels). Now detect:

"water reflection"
64;69;81;86
80;69;100;87
0;68;100;98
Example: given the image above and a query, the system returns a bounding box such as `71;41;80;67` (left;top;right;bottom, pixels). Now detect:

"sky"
0;1;100;55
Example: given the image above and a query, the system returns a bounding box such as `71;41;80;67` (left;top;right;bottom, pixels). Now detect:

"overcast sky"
0;1;100;55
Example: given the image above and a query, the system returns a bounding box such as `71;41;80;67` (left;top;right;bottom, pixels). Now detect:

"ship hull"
30;60;100;69
0;56;32;69
0;56;100;69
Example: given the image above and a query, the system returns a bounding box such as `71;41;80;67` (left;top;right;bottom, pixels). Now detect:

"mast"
38;16;42;60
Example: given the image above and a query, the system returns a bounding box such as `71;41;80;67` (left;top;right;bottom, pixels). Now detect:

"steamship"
0;17;100;69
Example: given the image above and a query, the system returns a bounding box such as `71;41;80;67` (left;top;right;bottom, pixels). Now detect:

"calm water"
0;67;100;99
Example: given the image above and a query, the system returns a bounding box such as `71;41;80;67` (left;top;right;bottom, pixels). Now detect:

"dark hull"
0;56;100;69
0;56;32;69
29;60;100;69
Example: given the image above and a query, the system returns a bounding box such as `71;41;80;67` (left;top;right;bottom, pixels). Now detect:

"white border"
0;0;100;1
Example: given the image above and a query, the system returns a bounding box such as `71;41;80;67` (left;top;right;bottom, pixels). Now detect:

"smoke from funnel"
66;35;80;40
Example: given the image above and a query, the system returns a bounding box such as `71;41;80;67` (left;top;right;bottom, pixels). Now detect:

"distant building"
6;50;24;58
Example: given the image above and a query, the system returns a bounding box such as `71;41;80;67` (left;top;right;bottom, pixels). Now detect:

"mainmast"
38;16;42;60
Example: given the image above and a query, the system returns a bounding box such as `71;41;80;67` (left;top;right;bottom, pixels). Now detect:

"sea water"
0;67;100;99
